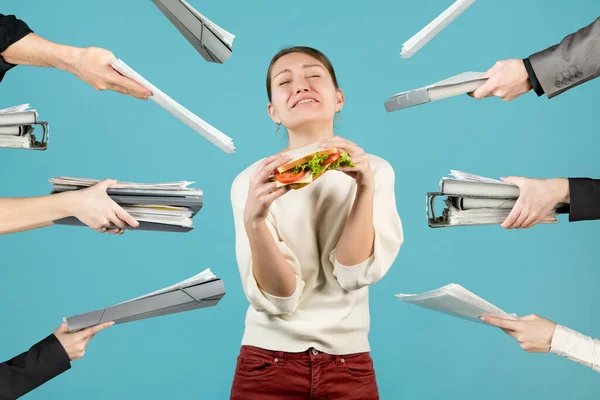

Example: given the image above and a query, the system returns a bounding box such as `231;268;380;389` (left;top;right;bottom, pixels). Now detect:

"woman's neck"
285;123;334;151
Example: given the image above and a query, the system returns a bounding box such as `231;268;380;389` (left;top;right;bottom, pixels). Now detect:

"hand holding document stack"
426;170;559;227
384;72;487;112
400;0;477;58
50;176;203;232
0;104;49;150
111;59;235;153
65;268;225;332
153;0;235;63
396;283;516;325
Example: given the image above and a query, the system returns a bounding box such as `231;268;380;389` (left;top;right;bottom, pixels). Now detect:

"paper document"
0;104;31;114
111;59;235;153
396;283;516;324
444;170;506;184
123;268;216;303
400;0;477;58
49;176;195;190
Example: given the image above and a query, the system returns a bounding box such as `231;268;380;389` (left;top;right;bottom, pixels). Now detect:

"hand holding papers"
111;59;235;153
426;170;560;227
400;0;477;58
50;176;203;232
0;104;49;150
396;283;516;325
384;72;487;112
153;0;235;63
65;269;225;332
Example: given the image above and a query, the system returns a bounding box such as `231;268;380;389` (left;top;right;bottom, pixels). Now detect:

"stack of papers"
426;170;559;227
396;283;516;324
384;71;486;112
400;0;477;58
65;268;225;332
153;0;235;63
0;104;49;150
49;176;203;232
111;59;235;153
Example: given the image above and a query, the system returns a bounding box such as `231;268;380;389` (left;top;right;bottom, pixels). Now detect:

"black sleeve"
0;334;71;399
0;13;33;82
567;178;600;222
522;57;544;97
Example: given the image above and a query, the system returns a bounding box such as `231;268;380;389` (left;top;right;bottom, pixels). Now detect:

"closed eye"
279;80;291;86
307;75;320;78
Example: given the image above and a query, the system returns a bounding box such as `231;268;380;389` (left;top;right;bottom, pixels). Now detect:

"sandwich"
273;147;354;189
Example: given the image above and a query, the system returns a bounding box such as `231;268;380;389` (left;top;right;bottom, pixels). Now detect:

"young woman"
230;46;404;399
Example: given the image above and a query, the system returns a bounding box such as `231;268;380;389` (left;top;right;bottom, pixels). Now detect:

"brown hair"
266;46;339;102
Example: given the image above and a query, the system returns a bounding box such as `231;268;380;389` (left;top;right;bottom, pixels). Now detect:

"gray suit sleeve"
529;17;600;99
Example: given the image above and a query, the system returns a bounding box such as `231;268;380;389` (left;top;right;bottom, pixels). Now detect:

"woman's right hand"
66;179;139;234
244;154;292;225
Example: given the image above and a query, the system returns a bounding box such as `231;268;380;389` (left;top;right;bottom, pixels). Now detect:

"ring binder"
0;121;49;150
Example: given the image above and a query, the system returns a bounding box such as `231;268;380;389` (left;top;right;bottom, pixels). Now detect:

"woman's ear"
267;103;280;124
335;89;345;112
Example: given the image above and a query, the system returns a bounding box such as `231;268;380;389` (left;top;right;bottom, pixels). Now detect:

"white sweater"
230;154;403;355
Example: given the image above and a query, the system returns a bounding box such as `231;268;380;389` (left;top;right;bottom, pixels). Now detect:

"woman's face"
268;52;343;131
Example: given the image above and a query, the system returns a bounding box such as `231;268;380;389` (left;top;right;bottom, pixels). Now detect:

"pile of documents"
111;59;235;153
49;176;203;232
65;268;225;332
400;0;477;58
426;170;559;227
0;104;49;150
153;0;234;63
384;71;486;112
396;283;516;324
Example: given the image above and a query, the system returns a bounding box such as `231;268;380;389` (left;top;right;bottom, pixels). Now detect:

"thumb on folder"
54;321;115;361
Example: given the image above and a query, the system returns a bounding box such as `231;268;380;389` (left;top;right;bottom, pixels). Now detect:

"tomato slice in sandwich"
274;168;308;184
320;151;341;167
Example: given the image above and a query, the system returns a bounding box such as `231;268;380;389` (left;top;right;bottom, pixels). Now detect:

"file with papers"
111;59;235;153
65;268;225;332
400;0;477;58
384;72;486;112
153;0;234;63
49;176;203;232
0;104;49;150
426;170;560;227
396;283;516;325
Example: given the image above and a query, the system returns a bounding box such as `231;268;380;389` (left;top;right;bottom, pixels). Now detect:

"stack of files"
0;104;49;150
153;0;234;64
384;71;486;112
426;170;559;227
65;268;225;332
49;176;203;232
111;59;235;153
400;0;477;58
395;283;516;325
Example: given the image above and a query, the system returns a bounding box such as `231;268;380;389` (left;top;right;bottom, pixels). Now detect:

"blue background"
1;0;599;398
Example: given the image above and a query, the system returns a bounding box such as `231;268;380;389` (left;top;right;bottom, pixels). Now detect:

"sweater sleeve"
329;159;404;291
551;324;600;373
231;178;305;316
0;334;71;399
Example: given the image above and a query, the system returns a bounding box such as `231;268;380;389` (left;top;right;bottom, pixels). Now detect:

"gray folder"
384;72;487;112
66;279;225;332
153;0;233;63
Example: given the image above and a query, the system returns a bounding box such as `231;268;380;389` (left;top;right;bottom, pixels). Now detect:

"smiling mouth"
293;98;318;108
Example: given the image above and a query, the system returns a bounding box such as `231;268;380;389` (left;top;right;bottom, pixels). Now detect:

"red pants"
230;346;379;400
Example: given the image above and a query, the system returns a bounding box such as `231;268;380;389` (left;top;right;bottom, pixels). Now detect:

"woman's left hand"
320;136;374;188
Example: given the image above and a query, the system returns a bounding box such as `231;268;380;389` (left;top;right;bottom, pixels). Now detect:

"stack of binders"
65;268;226;332
426;170;561;227
152;0;235;64
49;176;203;232
0;104;49;150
